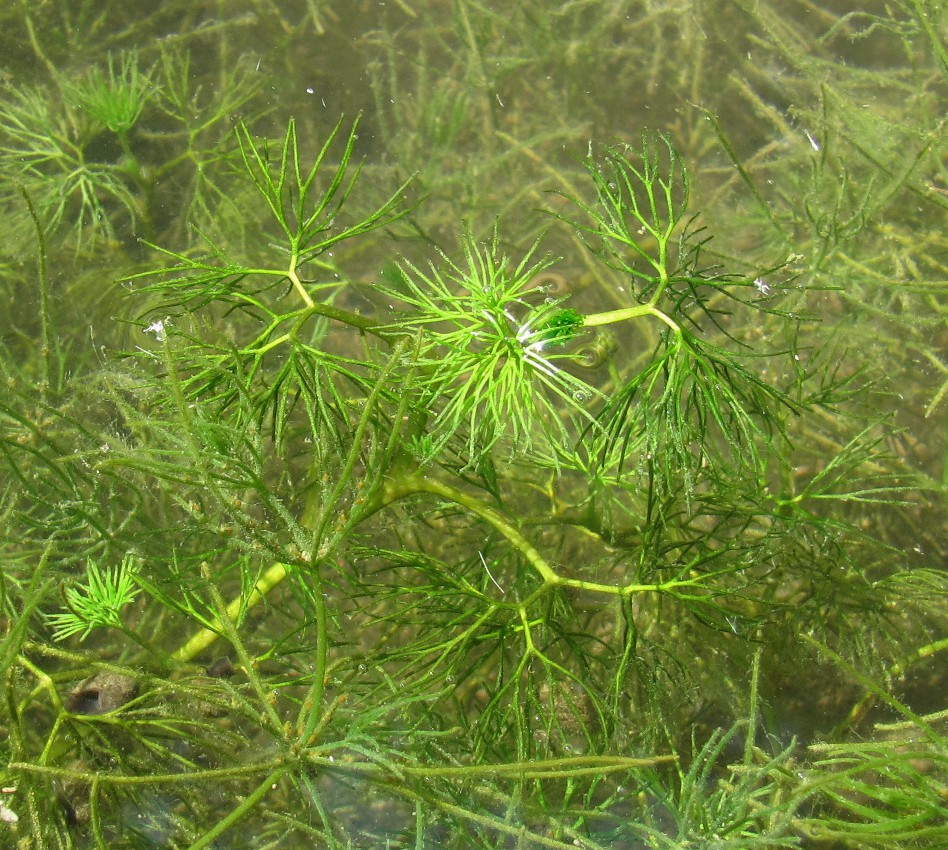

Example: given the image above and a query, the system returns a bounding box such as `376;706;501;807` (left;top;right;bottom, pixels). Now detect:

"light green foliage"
0;2;944;849
383;233;598;461
0;75;142;249
48;556;141;642
560;136;690;295
235;116;412;279
62;51;154;137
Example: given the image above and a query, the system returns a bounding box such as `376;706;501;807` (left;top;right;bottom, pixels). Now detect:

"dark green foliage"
0;2;945;849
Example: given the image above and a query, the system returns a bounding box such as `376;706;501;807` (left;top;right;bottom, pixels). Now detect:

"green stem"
326;753;676;781
382;473;739;603
912;0;948;76
172;462;727;670
383;474;559;585
803;634;943;745
829;635;948;740
119;625;174;670
170;339;409;670
17;185;51;397
199;563;284;732
287;252;315;308
185;767;286;850
294;338;410;745
583;302;680;333
170;560;289;664
10;759;288;785
228;280;395;341
293;565;328;746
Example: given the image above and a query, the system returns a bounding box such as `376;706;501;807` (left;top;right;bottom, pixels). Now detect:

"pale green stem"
200;562;284;732
233;286;391;340
171;475;718;669
519;606;537;653
324;753;676;781
168;324;403;670
382;474;728;601
11;759;288;785
384;474;560;585
287;252;315;307
829;635;948;739
583;302;680;334
170;560;289;664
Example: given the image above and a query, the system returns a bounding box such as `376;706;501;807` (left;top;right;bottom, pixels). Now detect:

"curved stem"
231;277;397;341
170;340;409;672
382;474;559;585
583;302;680;334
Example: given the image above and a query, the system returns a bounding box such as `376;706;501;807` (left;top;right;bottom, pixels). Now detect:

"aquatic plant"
0;2;944;848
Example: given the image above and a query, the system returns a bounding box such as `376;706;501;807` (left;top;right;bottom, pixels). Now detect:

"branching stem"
287;252;315;308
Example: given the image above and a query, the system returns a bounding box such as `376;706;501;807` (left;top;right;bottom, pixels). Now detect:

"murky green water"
1;1;945;848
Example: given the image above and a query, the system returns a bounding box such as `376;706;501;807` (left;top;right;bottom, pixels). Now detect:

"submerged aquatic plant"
47;555;141;643
0;2;944;849
381;233;594;461
62;51;155;138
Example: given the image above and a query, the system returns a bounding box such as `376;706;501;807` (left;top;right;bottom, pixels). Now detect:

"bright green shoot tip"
63;51;155;137
49;555;141;642
384;233;597;461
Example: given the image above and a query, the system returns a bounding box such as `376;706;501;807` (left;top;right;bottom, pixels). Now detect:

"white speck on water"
143;319;167;341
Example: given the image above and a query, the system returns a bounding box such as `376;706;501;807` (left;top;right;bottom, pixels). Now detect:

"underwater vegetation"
0;1;945;847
